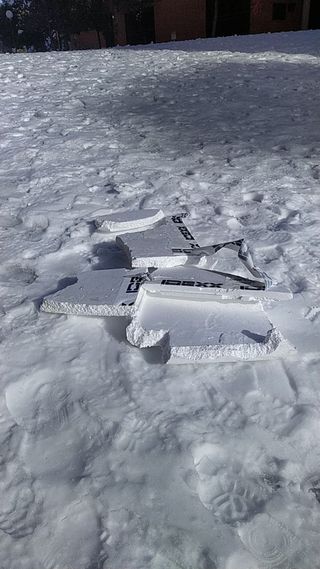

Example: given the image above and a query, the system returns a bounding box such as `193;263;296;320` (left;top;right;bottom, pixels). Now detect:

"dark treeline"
0;0;154;52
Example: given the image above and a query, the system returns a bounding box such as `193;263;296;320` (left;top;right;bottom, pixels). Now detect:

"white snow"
1;29;320;568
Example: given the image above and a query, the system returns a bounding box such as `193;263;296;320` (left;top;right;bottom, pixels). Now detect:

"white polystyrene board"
94;209;165;233
40;269;148;317
126;284;294;363
116;213;201;268
175;238;273;288
194;245;258;280
149;266;292;301
115;215;276;293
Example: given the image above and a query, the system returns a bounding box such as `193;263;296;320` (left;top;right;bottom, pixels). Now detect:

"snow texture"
1;29;320;569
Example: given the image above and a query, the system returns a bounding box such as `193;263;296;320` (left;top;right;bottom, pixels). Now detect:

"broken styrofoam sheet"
40;262;291;321
126;284;294;363
116;213;203;268
94;209;165;233
116;213;273;288
40;268;148;317
94;209;273;290
149;266;292;301
186;239;272;287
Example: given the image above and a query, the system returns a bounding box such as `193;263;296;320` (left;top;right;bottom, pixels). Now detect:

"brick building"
72;0;319;49
250;0;305;34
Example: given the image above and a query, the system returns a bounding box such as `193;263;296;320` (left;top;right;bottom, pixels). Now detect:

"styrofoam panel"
41;269;147;316
95;209;165;233
126;284;294;363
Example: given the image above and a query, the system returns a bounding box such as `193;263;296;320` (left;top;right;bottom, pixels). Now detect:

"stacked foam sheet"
41;209;294;363
126;284;291;364
149;266;292;301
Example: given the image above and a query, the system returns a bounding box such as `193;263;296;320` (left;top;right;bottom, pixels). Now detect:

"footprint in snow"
0;462;41;538
300;449;320;505
310;165;320;180
191;443;275;525
33;498;101;569
242;392;300;436
301;473;320;504
0;212;22;229
238;513;298;569
21;212;50;241
153;533;217;569
5;369;74;435
21;421;89;482
178;388;246;436
0;264;37;286
113;411;161;453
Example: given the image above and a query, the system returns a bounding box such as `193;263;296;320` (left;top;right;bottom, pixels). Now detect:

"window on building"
273;3;287;20
287;3;296;13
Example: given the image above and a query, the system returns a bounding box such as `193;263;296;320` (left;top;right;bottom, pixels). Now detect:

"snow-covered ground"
1;29;320;569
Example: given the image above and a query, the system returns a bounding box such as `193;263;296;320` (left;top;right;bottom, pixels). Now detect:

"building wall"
113;12;127;45
154;0;206;43
214;0;251;37
71;30;106;50
74;0;308;50
250;0;303;34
